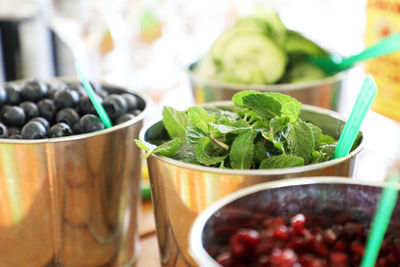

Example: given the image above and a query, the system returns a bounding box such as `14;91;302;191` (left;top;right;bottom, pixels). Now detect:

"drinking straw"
74;62;112;128
332;75;377;159
361;172;400;267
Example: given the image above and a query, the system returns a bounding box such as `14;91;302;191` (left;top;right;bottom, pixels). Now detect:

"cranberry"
290;214;305;233
270;248;298;267
274;225;289;240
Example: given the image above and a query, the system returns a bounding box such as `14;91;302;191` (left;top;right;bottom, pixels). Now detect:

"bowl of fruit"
190;177;400;267
136;91;363;266
0;78;148;266
188;10;347;110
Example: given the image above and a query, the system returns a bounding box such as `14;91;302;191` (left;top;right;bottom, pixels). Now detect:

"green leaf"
186;126;207;144
150;138;181;157
317;144;336;161
254;141;267;164
259;154;304;169
270;116;290;135
284;120;314;164
195;137;228;166
242;93;282;120
232;90;260;107
310;150;322;164
308;123;322;147
229;129;255;169
162;107;189;140
267;92;302;122
318;134;336;146
134;139;153;153
188;106;214;133
209;123;251;135
171;142;197;164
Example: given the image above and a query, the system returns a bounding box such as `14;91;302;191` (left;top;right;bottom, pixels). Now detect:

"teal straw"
361;172;399;267
74;62;112;128
333;75;377;159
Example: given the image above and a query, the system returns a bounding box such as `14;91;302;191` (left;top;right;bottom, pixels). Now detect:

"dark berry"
128;109;142;116
30;117;50;132
0;122;8;138
0;86;6;105
54;88;80;109
79;114;105;133
102;94;127;119
5;83;21;104
78;95;102;115
0;105;11;118
37;99;57;121
20;101;39;119
9;134;21;139
21;79;48;101
121;93;138;110
8;127;20;136
49;122;73;138
68;83;86;97
291;214;305;233
72;122;81;134
96;89;108;99
3;106;26;127
55;108;80;126
116;113;136;124
21;121;47;139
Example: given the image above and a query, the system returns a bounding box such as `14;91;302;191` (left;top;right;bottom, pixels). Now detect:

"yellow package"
366;0;400;121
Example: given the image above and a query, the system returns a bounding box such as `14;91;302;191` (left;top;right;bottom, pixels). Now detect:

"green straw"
333;75;377;159
74;62;112;128
361;172;399;267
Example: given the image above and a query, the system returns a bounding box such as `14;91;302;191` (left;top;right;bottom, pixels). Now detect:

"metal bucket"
188;63;347;110
0;80;149;267
189;177;400;266
141;103;364;266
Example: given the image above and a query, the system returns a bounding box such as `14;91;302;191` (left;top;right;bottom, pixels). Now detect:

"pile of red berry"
210;213;400;267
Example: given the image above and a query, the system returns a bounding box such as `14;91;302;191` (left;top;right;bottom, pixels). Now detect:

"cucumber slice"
220;33;287;84
282;61;327;83
211;23;268;63
285;30;327;57
234;17;270;33
192;53;219;80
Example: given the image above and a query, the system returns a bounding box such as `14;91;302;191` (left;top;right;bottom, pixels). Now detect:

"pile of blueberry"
0;79;145;139
210;212;400;267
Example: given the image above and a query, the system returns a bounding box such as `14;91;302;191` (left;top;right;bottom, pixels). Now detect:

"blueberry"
0;86;6;105
78;95;102;115
8;127;20;136
67;83;86;98
72;122;81;134
96;89;108;99
37;99;57;121
3;106;25;127
0;105;11;118
49;122;72;138
9;134;21;139
21;121;47;139
55;108;80;126
21;79;48;101
102;94;127;119
121;93;138;110
79;114;105;133
5;83;21;104
54;89;79;109
116;113;136;124
128;109;142;116
0;122;8;138
30;117;50;132
20;101;39;120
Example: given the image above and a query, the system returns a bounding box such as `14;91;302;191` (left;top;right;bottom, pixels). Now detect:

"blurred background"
0;0;399;180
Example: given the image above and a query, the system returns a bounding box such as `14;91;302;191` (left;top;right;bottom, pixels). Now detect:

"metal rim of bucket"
189;177;400;267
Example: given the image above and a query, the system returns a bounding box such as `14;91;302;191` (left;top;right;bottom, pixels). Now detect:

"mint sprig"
135;91;341;169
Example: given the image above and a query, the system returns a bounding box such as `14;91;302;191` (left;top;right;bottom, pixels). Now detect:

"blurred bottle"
0;0;55;81
365;0;400;121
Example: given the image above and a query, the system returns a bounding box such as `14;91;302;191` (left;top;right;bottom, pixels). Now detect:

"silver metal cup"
141;103;364;266
189;177;400;266
0;80;149;267
188;63;347;110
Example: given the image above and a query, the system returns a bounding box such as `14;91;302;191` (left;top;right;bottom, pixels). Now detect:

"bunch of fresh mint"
135;91;339;169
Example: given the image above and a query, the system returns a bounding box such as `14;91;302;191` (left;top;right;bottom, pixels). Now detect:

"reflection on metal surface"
0;82;148;267
142;104;364;267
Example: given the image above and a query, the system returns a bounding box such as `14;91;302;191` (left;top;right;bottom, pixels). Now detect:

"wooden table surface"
136;200;160;266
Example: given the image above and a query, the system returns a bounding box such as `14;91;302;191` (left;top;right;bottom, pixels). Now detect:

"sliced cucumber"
282;61;326;83
285;30;328;57
193;53;219;80
219;33;287;84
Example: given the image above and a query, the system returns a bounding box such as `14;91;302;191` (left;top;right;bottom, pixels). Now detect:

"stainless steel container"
0;81;149;267
189;177;400;266
141;103;364;266
188;63;347;110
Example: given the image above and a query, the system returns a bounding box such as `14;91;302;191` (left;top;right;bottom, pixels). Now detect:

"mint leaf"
284;120;314;164
186;126;207;144
318;134;336;146
162;107;189;140
134;139;154;153
195;137;228;166
267;92;302;122
242;93;282;120
171;142;197;164
310;150;322;164
317;144;336;161
232;90;259;107
149;138;181;157
270;116;290;134
308;123;322;147
209;123;251;135
259;154;304;169
229;129;255;169
254;141;267;164
188;106;214;133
